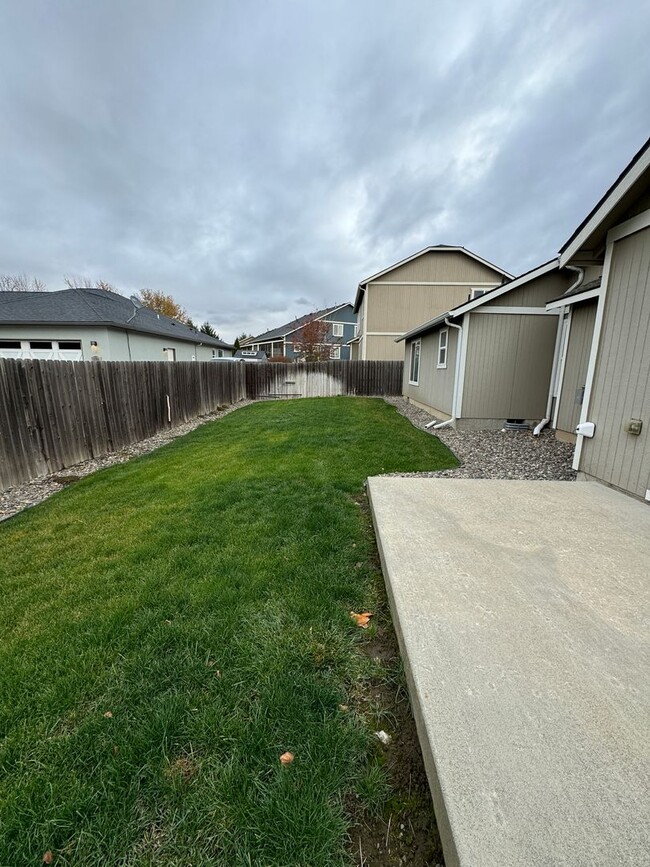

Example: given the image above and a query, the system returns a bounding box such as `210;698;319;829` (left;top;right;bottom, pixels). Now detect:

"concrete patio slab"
367;478;650;867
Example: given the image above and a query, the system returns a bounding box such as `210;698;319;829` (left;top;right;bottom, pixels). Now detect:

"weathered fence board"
245;360;403;399
0;359;247;490
0;359;403;491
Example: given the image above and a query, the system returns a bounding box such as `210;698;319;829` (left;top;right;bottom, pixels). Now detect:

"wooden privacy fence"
0;358;403;490
0;359;246;490
246;360;403;399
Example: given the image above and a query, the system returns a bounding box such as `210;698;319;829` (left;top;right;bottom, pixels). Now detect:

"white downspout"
533;264;584;436
533;308;565;436
563;265;585;295
431;318;463;430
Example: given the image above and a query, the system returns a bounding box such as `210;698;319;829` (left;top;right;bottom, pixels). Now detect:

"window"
437;329;448;368
330;346;341;359
332;323;344;337
409;340;420;384
30;340;52;349
58;341;81;350
0;340;21;349
470;288;489;300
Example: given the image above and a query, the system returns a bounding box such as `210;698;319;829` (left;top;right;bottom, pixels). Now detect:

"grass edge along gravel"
0;397;457;866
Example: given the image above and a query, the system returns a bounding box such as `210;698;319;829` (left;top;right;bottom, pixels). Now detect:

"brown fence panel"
246;360;403;399
0;359;247;491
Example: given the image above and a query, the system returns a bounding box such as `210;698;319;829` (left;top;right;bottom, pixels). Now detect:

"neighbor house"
241;304;357;360
350;245;512;362
546;136;650;501
0;287;234;361
398;260;575;429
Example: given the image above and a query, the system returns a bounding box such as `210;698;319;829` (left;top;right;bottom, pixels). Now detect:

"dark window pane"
58;341;82;350
30;341;52;349
0;340;21;348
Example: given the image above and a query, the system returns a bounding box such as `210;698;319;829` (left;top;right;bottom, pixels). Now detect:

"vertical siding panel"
581;227;650;497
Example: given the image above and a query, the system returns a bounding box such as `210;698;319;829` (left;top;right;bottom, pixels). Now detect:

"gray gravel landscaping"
0;395;576;523
384;396;577;481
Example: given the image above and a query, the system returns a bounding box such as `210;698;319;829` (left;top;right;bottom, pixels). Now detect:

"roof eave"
559;137;650;267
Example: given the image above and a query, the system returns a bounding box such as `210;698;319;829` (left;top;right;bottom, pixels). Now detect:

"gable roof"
397;258;560;342
241;303;352;344
0;288;233;350
559;137;650;266
354;245;513;312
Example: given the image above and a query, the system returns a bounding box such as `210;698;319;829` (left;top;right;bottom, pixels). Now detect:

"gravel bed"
384;396;577;481
0;399;255;522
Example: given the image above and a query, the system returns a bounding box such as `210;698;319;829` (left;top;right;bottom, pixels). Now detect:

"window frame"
409;339;421;385
331;322;344;337
437;329;448;369
330;345;341;359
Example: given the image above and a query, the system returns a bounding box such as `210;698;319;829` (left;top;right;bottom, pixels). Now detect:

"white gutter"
432;317;463;430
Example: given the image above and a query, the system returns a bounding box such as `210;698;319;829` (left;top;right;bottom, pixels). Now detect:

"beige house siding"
482;270;572;309
363;335;405;362
367;283;476;332
461;313;558;423
556;301;597;435
402;328;458;417
358;249;507;360
376;250;505;284
579;226;650;499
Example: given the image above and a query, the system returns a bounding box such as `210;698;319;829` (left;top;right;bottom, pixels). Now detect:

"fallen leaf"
215;670;221;678
42;852;53;865
339;704;349;712
350;611;373;628
279;751;294;765
375;730;392;746
103;711;113;718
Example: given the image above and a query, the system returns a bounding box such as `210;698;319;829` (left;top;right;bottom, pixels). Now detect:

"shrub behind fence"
0;358;403;490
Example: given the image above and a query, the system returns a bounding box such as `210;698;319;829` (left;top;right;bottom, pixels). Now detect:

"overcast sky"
0;1;648;341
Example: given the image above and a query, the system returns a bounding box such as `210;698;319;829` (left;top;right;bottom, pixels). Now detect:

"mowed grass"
0;398;457;866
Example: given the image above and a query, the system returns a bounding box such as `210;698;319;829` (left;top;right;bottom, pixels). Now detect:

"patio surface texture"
367;478;650;867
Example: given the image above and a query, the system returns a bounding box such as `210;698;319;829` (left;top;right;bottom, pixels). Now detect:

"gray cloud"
0;0;647;341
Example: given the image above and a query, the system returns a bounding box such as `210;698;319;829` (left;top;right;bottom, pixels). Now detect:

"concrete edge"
367;477;460;867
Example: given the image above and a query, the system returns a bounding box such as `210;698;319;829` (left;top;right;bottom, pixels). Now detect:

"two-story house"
241;304;357;360
350;245;512;361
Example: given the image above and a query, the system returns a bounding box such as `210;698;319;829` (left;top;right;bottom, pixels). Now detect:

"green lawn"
0;397;457;866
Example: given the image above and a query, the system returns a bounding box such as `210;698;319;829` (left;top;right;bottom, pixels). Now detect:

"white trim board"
546;287;601;310
369;281;499;287
471;307;560;315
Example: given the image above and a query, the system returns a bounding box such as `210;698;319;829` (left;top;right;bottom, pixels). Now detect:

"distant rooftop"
0;288;233;349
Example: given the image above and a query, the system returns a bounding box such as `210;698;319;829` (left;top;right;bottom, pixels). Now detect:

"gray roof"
242;303;351;344
545;277;602;306
0;288;233;350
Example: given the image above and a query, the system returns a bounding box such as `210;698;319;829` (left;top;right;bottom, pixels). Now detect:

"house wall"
0;324;111;360
578;224;650;499
359;250;506;361
0;324;229;362
555;301;597;437
462;312;559;425
402;327;458;418
481;269;572;308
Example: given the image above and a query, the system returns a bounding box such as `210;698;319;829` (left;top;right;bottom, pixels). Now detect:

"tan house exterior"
350;246;512;361
547;137;650;502
399;261;575;429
